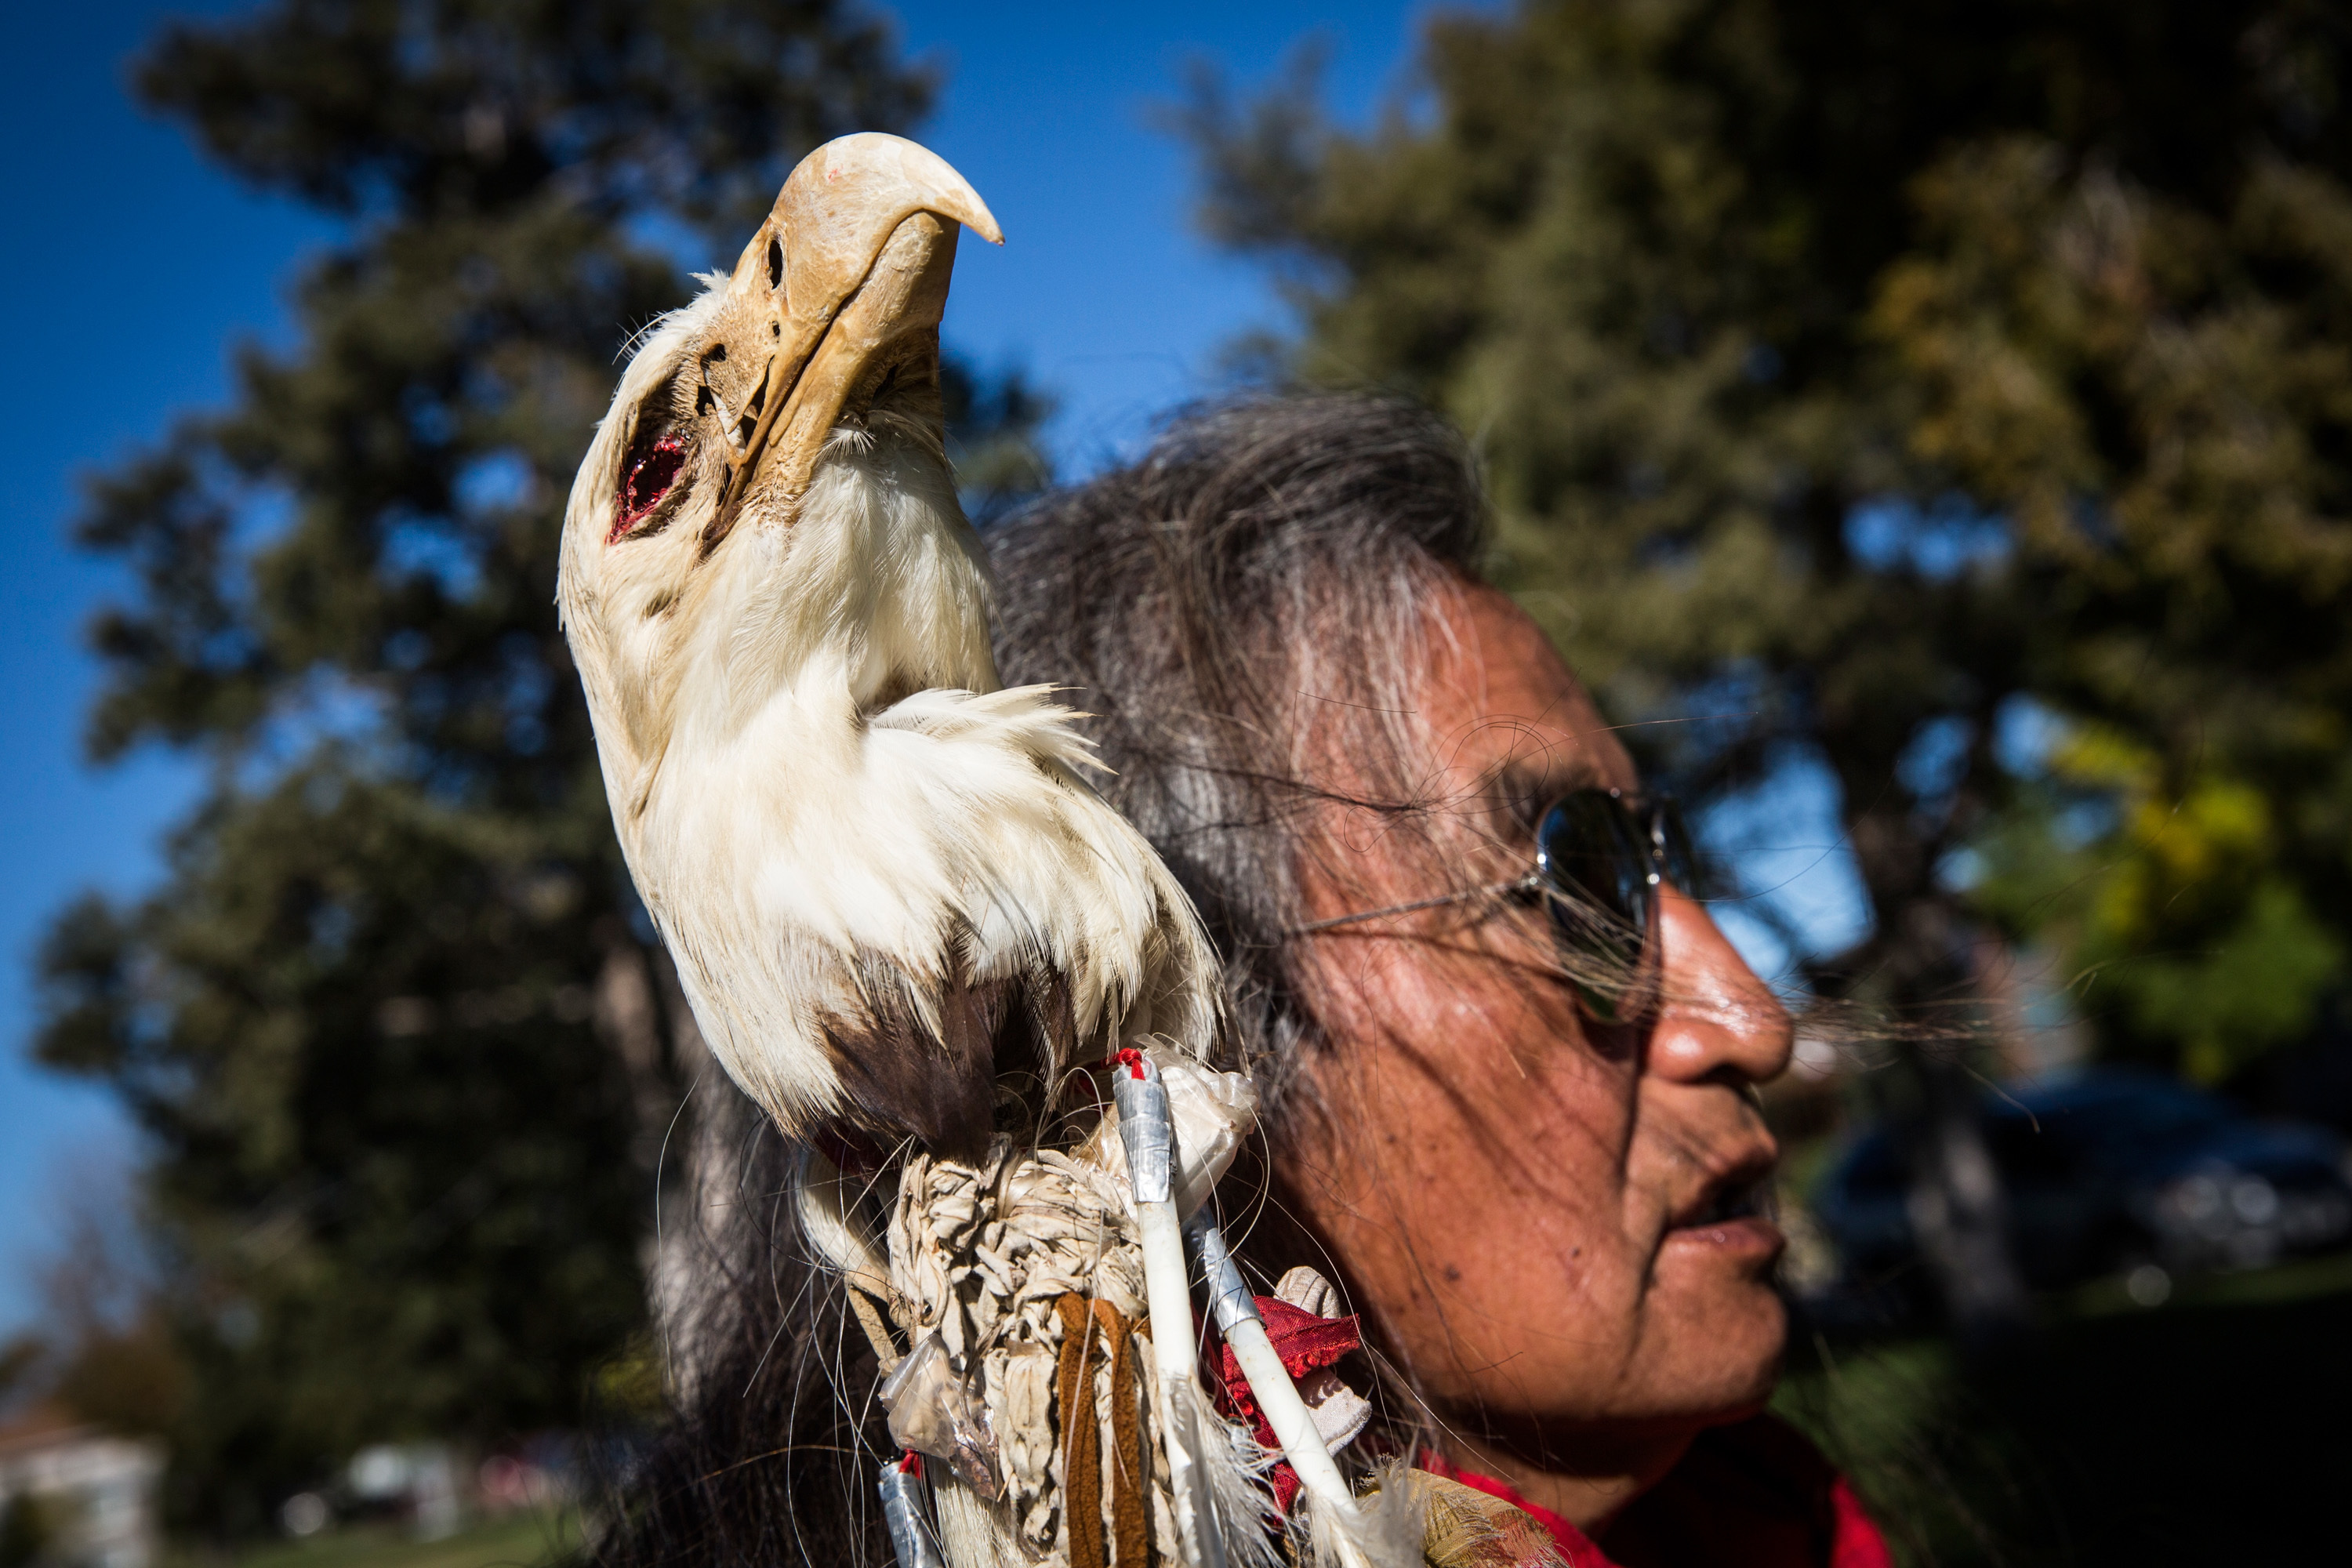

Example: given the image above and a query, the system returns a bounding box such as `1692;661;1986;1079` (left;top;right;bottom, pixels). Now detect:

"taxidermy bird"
558;135;1219;1159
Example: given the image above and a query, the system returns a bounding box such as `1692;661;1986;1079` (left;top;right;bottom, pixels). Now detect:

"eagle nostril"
767;237;783;292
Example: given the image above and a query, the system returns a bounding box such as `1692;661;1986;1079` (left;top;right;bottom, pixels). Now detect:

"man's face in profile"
1284;582;1794;1489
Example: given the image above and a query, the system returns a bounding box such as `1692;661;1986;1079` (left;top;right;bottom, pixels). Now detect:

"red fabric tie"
1209;1294;1363;1514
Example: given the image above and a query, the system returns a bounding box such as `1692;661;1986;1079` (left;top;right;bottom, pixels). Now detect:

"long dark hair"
584;395;1490;1565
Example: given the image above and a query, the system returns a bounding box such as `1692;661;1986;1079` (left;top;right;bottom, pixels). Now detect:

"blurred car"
1811;1068;2352;1306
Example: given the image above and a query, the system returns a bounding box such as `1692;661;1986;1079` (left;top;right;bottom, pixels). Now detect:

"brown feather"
826;947;1096;1161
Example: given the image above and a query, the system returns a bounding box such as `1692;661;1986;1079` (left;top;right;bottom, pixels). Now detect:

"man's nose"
1646;886;1795;1086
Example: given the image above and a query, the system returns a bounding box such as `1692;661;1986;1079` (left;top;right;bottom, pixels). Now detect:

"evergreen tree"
1183;0;2352;1337
30;0;1047;1532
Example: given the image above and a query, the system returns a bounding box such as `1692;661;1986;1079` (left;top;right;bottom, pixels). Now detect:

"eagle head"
557;134;1005;849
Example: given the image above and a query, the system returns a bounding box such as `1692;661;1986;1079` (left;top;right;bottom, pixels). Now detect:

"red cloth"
1417;1417;1893;1568
1210;1294;1366;1513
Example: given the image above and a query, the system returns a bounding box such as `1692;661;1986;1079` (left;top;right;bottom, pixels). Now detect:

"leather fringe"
1093;1298;1151;1568
1054;1294;1107;1568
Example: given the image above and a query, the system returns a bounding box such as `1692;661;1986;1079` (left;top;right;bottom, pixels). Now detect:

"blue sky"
0;0;1469;1337
1;0;1869;1335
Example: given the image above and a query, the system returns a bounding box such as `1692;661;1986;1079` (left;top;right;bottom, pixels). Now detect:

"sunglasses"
1290;788;1702;1024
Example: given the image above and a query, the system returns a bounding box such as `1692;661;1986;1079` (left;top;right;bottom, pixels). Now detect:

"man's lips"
1662;1212;1784;1265
1662;1157;1784;1262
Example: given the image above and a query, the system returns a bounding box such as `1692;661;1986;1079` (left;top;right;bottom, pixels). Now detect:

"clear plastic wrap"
879;1330;1004;1498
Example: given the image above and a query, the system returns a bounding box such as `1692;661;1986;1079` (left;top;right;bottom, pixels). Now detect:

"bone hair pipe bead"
1185;1211;1367;1533
1113;1057;1228;1568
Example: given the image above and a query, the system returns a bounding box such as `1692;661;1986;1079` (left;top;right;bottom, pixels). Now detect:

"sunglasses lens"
1534;792;1652;971
1534;791;1708;1024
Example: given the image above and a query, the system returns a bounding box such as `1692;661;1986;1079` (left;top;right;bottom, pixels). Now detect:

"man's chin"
1709;1285;1788;1412
1641;1267;1789;1423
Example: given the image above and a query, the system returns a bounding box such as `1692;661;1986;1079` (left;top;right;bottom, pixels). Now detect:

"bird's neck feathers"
666;423;1000;743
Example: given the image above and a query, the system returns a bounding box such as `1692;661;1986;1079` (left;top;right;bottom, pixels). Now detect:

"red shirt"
1211;1294;1890;1568
1418;1417;1893;1568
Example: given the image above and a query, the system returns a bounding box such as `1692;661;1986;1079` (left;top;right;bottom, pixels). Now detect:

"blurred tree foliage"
31;0;1044;1535
1185;0;2352;1335
0;1179;191;1446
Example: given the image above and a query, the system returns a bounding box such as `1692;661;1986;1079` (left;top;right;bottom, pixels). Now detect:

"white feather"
1296;1461;1426;1568
931;1476;1026;1568
1185;1380;1284;1568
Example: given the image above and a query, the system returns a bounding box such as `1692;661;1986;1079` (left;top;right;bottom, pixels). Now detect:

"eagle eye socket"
609;431;689;545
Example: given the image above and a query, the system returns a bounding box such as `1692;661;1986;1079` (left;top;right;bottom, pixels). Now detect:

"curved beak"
703;134;1002;542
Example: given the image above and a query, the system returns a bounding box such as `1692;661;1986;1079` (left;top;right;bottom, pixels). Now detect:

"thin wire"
653;1067;706;1392
1284;875;1534;935
1285;791;1688;938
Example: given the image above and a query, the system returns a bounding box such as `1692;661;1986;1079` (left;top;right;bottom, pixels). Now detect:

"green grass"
191;1510;579;1568
2064;1244;2352;1317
